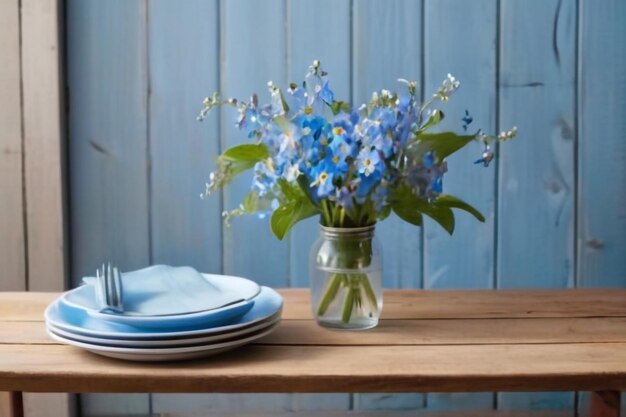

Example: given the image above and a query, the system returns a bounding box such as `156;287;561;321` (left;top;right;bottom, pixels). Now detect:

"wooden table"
1;289;625;417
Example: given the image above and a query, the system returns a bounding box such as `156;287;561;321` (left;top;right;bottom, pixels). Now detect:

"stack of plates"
45;266;283;361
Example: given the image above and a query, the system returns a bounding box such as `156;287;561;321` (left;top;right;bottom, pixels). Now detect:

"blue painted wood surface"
220;0;290;288
422;0;497;410
149;0;222;274
576;0;626;414
67;1;152;414
352;0;424;410
497;0;577;411
66;0;626;415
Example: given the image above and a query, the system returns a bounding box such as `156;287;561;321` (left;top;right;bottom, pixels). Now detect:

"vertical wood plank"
67;0;151;415
352;0;424;411
148;0;222;273
148;0;235;413
286;1;353;410
22;393;75;417
21;0;67;291
68;0;151;283
498;0;577;411
21;2;73;416
422;0;497;409
577;1;626;415
81;393;151;416
577;0;626;288
153;393;350;415
0;0;26;291
352;0;423;289
288;0;352;288
220;0;289;287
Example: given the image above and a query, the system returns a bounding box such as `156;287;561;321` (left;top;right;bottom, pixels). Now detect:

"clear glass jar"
309;224;382;330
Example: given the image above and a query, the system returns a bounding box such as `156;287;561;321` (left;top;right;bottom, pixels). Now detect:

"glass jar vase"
309;224;382;330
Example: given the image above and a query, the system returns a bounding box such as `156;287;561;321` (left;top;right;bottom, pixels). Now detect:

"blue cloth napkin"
81;265;248;316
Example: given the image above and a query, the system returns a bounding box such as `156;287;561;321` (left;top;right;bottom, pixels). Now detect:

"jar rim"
319;223;376;237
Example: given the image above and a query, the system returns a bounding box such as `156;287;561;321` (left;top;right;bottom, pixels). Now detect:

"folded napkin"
83;265;247;316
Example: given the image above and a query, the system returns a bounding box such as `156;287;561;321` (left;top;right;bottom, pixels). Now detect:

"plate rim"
45;286;283;340
46;321;280;355
46;313;281;347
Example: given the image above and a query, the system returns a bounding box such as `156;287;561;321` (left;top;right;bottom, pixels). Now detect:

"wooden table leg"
0;392;24;417
591;391;621;417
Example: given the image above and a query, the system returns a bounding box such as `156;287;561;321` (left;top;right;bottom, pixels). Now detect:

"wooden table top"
1;289;625;394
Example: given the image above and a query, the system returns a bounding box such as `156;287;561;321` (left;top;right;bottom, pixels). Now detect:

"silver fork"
96;263;124;313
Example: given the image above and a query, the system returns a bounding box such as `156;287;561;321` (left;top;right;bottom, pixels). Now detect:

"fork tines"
96;263;124;314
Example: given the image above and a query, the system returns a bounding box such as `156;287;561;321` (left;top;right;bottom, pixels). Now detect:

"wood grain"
287;0;351;287
422;0;498;408
350;0;423;408
0;342;625;393
0;0;26;291
352;0;423;291
279;289;626;320
577;0;626;288
7;316;626;347
20;0;67;292
67;0;151;285
148;0;222;273
2;289;626;323
66;2;151;415
262;317;626;346
220;0;289;288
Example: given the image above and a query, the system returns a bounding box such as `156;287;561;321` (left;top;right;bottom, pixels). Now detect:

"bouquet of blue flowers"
199;60;516;326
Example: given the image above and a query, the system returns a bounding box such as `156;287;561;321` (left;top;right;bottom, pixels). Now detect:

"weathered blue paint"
66;0;626;415
220;0;290;288
576;0;626;413
288;0;352;289
352;0;425;410
497;0;577;411
67;1;152;414
148;0;222;274
422;0;497;410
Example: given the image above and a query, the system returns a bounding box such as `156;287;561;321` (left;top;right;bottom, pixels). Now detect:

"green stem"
360;274;378;312
321;200;332;226
341;286;355;323
316;273;343;316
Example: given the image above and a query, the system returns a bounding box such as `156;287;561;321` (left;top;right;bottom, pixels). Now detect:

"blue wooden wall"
66;0;626;415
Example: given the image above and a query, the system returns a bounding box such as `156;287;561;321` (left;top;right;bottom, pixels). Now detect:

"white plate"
62;272;261;329
46;312;281;347
47;322;280;362
45;286;282;340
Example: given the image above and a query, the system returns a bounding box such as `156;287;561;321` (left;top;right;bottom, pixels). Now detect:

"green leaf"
416;199;455;235
389;185;423;227
435;194;486;223
389;185;455;234
418;109;445;133
220;143;270;177
407;131;476;164
270;179;319;240
392;204;423;227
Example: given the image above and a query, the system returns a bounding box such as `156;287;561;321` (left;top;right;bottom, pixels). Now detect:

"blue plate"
46;286;283;339
62;273;260;329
